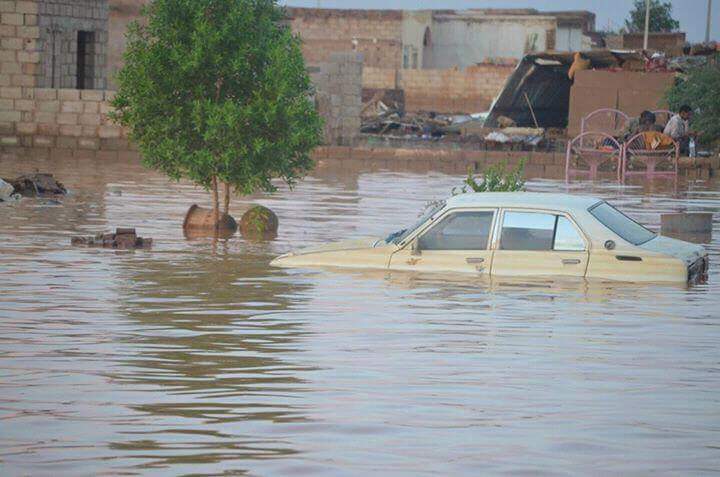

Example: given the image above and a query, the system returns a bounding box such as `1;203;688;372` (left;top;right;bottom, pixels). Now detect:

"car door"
490;209;589;278
389;209;496;274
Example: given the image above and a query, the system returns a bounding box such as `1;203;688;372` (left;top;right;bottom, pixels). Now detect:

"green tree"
625;0;680;33
453;160;526;195
111;0;322;227
666;64;720;144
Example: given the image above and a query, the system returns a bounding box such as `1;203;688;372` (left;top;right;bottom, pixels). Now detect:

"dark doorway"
422;27;432;69
76;31;95;90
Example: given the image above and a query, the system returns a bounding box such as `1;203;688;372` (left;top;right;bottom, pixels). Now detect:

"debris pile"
361;102;487;139
359;87;547;148
2;173;67;197
72;228;153;250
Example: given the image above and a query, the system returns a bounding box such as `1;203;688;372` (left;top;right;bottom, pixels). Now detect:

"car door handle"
466;257;485;264
562;259;582;265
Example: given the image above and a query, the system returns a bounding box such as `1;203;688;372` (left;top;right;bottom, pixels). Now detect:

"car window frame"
493;208;589;252
402;207;499;252
587;201;656;246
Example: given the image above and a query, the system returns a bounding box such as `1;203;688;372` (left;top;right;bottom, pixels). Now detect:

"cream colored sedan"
271;193;709;284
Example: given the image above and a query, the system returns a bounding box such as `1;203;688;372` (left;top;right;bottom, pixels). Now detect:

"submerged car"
271;193;709;283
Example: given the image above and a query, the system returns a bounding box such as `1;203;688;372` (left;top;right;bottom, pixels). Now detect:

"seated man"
623;111;663;140
664;105;694;153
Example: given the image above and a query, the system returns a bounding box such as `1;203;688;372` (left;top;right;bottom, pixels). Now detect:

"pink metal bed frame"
622;132;679;183
580;108;630;136
565;132;623;182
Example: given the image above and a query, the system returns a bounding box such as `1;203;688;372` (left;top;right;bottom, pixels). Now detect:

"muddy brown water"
0;156;719;476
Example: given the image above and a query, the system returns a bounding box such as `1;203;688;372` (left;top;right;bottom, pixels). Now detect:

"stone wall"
363;64;514;113
315;52;363;145
287;7;403;69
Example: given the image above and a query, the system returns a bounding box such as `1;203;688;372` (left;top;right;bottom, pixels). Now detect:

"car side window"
501;211;586;251
501;212;556;250
418;211;494;251
554;216;585;251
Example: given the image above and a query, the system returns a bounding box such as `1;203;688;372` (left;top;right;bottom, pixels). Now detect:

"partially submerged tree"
666;64;720;144
112;0;322;230
625;0;680;33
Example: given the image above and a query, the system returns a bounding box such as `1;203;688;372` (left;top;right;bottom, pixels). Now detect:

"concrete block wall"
37;0;109;90
315;52;363;145
0;86;125;149
0;1;42;89
363;64;514;113
288;8;403;69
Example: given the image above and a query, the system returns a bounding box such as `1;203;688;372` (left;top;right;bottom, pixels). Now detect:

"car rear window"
589;202;656;246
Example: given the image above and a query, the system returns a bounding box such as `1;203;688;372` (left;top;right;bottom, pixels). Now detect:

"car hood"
638;235;707;265
284;237;386;257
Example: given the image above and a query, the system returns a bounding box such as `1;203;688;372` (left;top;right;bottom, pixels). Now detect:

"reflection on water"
0;156;719;475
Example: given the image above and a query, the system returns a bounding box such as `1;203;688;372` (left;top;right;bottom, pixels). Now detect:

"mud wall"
568;70;676;137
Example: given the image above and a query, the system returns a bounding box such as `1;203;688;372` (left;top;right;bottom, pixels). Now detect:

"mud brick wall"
0;1;42;89
363;64;514;113
315;52;363;146
0;86;125;150
287;8;403;69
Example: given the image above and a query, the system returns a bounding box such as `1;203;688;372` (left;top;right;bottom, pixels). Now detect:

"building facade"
286;7;598;70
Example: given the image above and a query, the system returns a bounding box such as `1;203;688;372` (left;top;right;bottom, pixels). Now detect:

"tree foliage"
666;64;720;144
453;160;526;195
625;0;680;33
111;0;322;217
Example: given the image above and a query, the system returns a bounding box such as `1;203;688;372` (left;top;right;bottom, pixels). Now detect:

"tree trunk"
223;181;231;216
211;176;220;230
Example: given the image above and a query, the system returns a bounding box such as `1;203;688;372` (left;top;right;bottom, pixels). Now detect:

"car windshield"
589;201;656;246
386;201;446;244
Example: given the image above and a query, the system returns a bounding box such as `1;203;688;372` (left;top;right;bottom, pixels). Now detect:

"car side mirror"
411;239;422;256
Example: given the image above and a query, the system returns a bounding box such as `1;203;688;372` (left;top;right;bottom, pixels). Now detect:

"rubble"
71;228;153;250
3;173;67;197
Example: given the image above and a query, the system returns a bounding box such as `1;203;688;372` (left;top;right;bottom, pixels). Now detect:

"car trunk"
638;236;707;266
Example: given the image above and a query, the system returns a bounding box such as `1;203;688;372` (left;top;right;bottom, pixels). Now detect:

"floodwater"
0;156;719;476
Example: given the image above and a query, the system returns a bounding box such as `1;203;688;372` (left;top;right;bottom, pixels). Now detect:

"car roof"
445;192;602;214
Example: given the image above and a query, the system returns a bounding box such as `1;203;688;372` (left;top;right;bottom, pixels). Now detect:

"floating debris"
3;173;67;197
0;178;20;202
71;228;153;250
